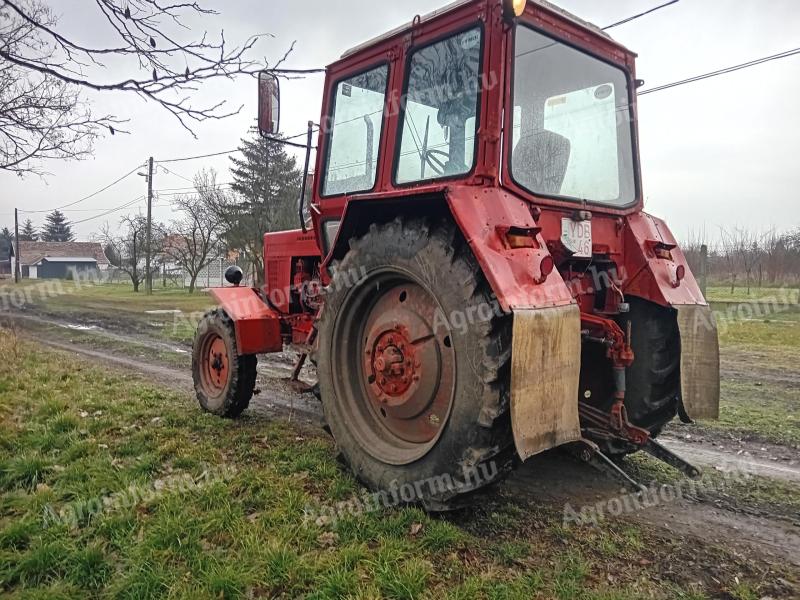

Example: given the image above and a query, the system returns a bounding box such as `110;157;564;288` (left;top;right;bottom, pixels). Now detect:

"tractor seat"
512;129;571;196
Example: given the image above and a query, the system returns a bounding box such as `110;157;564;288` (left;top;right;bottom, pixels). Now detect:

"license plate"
561;218;592;258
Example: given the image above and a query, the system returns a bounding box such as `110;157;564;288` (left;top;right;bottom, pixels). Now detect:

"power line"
517;1;682;61
69;196;145;225
155;149;241;164
602;0;679;30
639;46;800;95
159;164;194;184
19;163;144;214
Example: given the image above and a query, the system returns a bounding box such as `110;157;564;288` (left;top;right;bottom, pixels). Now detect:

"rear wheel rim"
199;333;230;397
331;271;456;465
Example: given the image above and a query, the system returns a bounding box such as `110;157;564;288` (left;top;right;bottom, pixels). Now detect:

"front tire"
317;219;515;510
192;309;257;418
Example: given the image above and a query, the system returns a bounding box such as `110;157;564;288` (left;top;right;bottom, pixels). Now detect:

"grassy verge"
705;286;799;304
0;332;791;599
709;378;800;447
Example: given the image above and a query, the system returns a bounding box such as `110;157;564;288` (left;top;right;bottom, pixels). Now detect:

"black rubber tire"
192;309;257;419
317;219;515;510
622;297;681;434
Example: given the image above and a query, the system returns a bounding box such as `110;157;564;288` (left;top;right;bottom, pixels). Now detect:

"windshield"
510;26;636;207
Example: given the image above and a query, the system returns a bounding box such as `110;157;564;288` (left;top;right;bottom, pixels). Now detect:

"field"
0;279;798;598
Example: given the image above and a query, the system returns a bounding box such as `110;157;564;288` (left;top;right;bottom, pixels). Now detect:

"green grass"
705;285;800;304
712;379;800;446
0;332;786;598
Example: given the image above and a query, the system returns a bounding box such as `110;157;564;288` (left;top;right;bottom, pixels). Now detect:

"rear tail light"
654;247;673;260
503;226;541;249
535;256;555;284
540;256;554;277
671;264;686;288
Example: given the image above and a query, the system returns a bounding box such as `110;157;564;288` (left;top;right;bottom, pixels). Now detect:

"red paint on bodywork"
445;185;574;311
264;229;320;314
623;213;706;307
208;287;283;355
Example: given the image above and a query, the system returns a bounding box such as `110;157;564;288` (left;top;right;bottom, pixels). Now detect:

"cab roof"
340;0;618;60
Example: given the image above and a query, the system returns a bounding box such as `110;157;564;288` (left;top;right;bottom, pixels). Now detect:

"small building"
11;241;110;280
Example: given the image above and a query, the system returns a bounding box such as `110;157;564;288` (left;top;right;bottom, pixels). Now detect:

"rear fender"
623;214;720;420
208;287;283;355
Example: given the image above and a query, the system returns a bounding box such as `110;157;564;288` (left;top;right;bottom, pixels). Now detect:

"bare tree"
0;1;119;174
0;0;307;175
163;172;224;293
99;214;163;292
719;227;763;295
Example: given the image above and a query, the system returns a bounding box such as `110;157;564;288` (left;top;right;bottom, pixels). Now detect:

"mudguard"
676;305;721;420
511;304;583;460
208;287;283;355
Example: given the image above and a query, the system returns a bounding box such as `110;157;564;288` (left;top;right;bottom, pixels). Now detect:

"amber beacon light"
504;0;526;20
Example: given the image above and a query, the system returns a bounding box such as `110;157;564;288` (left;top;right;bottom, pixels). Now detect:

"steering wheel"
423;148;449;176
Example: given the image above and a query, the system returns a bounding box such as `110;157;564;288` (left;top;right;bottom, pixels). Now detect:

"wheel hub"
358;283;454;444
201;335;229;394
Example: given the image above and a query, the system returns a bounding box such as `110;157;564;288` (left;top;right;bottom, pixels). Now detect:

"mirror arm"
262;135;311;150
298;120;315;234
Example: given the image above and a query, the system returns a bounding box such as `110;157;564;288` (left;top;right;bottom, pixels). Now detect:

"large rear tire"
317;219;515;510
586;297;681;455
192;309;257;419
623;297;681;433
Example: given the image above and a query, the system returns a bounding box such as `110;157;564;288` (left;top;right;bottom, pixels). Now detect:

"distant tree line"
683;227;800;294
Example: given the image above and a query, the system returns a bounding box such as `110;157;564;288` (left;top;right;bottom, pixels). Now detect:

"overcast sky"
1;0;798;243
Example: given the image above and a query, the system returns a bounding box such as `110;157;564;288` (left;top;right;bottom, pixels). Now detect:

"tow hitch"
578;313;702;488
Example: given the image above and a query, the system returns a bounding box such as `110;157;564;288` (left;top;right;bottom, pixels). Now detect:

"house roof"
14;241;110;267
34;257;98;265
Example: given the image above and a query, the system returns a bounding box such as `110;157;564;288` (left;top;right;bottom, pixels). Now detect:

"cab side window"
395;27;483;184
322;65;389;196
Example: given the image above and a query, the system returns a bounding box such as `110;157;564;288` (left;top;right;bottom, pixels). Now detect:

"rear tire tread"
324;218;516;510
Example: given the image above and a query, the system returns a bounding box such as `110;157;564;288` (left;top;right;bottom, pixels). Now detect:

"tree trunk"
188;274;197;294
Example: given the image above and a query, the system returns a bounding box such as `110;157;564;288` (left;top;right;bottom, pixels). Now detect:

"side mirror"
258;71;280;136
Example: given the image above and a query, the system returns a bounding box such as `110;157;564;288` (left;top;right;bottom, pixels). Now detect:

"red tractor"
193;0;720;508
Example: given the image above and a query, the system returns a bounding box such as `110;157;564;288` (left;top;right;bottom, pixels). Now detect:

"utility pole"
14;208;20;284
145;157;154;295
699;244;708;296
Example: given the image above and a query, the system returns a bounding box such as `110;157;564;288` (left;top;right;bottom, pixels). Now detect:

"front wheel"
192;309;257;418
